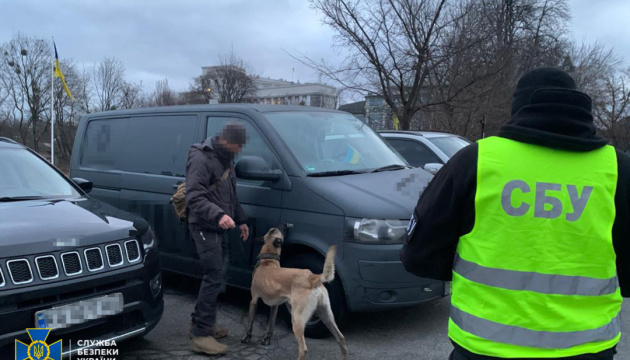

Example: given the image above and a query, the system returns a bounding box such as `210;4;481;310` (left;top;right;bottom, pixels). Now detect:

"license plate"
34;293;124;330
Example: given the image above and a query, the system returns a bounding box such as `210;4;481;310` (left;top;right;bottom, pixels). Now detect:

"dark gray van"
70;104;449;337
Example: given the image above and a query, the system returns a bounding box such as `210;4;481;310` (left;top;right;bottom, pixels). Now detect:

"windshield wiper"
307;170;367;177
0;196;47;202
371;164;408;173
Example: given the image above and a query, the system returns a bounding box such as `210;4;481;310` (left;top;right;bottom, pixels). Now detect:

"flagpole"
50;36;55;165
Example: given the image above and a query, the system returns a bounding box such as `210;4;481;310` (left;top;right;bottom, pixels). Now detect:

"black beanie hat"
500;67;607;152
511;67;592;116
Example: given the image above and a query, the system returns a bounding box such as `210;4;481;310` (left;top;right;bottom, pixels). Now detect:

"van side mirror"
423;163;443;175
72;178;93;193
236;156;282;181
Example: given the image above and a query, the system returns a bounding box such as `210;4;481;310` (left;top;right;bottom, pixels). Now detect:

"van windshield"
0;149;81;200
265;111;407;175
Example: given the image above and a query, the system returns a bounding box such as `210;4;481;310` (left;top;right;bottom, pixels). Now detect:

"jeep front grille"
0;267;5;287
7;259;33;284
124;240;141;262
35;255;59;280
84;248;104;271
61;252;82;276
105;244;124;267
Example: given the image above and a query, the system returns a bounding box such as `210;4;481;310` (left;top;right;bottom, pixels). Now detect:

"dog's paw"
241;335;252;344
260;337;271;346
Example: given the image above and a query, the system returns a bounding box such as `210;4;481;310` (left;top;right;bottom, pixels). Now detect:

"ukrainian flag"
53;41;74;100
343;144;361;164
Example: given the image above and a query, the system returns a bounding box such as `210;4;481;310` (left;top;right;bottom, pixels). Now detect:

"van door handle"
172;183;182;189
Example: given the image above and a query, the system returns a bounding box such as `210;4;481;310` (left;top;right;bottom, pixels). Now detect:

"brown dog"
241;227;347;360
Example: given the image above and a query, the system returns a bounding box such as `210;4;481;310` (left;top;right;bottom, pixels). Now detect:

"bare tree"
149;79;179;106
425;0;570;138
191;51;256;103
0;33;52;150
93;57;125;111
301;0;462;130
120;80;146;109
591;68;630;150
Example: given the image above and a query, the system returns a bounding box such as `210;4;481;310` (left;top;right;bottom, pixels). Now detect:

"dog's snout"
273;237;283;248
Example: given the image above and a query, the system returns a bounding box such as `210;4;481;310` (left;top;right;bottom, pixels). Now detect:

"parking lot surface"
118;275;629;360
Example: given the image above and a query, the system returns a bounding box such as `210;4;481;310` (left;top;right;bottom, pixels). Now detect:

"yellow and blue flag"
343;144;361;164
53;42;73;100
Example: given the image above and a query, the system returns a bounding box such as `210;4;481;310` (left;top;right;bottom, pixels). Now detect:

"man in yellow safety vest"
401;67;628;360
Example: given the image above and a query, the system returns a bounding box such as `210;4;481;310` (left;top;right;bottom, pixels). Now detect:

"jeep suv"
0;138;163;357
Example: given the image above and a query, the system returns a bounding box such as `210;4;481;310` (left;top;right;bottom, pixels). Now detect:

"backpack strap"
208;167;230;192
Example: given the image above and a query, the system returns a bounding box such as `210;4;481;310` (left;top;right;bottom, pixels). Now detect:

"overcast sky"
0;0;628;94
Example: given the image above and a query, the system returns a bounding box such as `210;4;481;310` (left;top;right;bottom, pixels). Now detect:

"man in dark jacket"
401;67;628;360
185;123;249;356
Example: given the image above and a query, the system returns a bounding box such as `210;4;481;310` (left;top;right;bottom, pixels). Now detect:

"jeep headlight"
347;218;408;244
141;227;158;252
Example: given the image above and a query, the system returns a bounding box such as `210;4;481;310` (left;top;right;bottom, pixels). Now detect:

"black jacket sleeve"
614;150;630;297
400;144;478;281
185;149;225;226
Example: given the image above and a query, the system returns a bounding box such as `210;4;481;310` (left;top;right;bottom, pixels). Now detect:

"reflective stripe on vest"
449;137;622;358
454;252;619;296
450;305;621;349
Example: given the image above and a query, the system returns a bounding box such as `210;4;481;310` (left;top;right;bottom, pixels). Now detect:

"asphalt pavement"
118;274;629;360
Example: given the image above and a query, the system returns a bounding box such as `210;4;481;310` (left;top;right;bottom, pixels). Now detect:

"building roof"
338;101;366;114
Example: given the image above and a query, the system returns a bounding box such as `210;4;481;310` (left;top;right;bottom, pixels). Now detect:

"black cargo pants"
189;226;229;337
448;346;616;360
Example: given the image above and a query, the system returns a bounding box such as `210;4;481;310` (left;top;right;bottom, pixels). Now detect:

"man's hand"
240;224;249;241
219;215;236;230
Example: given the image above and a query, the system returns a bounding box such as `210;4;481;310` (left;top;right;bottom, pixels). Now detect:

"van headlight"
346;218;408;244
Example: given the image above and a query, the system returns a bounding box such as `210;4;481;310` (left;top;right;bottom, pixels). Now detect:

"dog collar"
258;253;281;261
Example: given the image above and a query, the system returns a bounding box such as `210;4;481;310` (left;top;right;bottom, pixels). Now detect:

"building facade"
252;77;338;109
199;66;338;108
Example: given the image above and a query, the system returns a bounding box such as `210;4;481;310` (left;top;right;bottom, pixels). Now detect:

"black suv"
0;138;163;357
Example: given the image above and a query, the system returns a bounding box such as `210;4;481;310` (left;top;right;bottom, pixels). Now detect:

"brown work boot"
213;326;229;339
191;335;228;355
189;322;228;339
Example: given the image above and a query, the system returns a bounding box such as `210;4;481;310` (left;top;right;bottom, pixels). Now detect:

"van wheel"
281;253;349;339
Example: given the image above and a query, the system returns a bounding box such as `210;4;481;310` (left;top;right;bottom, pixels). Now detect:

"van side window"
123;115;197;177
81;118;127;170
207;117;279;170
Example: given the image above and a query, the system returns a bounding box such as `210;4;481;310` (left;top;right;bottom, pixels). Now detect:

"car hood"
0;197;149;257
304;168;432;219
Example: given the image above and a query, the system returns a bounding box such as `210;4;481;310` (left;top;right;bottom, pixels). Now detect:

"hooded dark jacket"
185;138;246;232
400;69;629;360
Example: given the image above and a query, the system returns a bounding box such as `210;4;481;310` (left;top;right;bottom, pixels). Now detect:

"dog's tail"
321;245;337;283
308;246;337;288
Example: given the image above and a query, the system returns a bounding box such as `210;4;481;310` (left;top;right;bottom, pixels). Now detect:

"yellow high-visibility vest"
449;136;622;358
